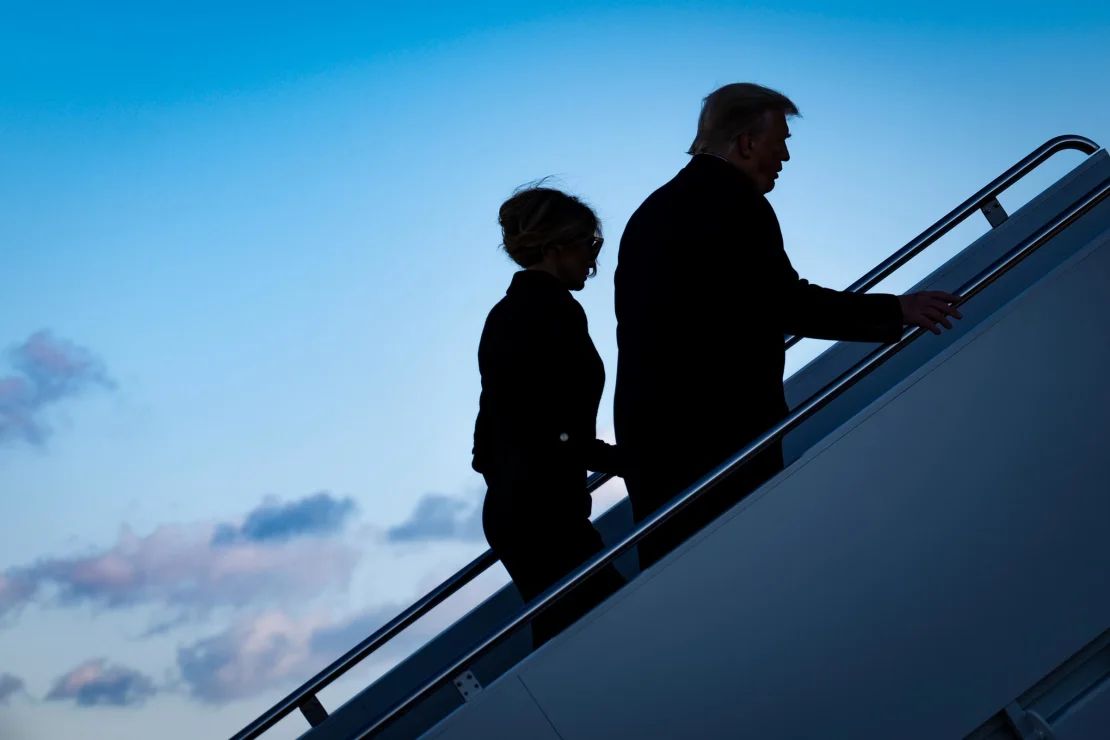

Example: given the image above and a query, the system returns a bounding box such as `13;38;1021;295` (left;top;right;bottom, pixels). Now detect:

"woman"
472;185;625;648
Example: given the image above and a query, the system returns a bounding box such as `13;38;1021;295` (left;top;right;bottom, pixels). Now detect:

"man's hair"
687;83;800;156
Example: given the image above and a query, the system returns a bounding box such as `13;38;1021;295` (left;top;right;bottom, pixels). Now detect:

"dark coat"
473;270;626;645
614;154;903;523
473;269;620;529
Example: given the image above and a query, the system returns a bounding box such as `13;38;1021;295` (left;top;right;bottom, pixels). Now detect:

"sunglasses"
585;236;604;259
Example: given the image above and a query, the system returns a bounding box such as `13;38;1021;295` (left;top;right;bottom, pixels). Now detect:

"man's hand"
898;291;963;334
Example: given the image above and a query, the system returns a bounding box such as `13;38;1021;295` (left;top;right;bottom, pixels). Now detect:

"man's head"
688;83;799;193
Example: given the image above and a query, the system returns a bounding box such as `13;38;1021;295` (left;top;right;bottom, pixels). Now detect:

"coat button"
559;433;569;442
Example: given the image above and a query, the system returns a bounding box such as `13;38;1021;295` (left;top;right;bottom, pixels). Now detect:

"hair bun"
498;186;600;269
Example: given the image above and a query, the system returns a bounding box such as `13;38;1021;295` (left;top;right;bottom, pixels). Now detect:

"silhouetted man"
614;83;960;568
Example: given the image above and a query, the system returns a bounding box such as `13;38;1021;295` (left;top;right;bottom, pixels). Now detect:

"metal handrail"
358;173;1110;739
230;474;606;740
784;134;1098;349
232;134;1100;740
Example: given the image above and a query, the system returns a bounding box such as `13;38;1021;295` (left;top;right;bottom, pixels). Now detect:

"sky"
1;2;1108;738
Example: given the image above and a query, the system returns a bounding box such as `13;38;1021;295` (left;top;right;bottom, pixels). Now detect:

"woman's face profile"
551;235;601;291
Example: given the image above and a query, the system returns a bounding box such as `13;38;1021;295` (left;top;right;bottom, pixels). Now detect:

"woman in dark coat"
472;186;624;648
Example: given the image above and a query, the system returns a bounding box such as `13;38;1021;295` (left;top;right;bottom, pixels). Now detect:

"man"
613;83;960;569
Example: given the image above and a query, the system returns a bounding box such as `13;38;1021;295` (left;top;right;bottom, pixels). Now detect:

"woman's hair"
498;184;601;270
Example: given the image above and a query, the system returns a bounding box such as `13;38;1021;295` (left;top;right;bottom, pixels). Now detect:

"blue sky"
2;2;1107;738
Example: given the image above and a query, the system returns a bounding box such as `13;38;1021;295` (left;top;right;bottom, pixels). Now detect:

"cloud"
0;572;35;621
308;609;400;659
177;607;397;703
212;492;356;545
385;477;627;544
386;493;483;543
46;659;156;707
0;330;114;447
0;493;359;622
174;567;511;705
384;478;627;543
0;673;25;704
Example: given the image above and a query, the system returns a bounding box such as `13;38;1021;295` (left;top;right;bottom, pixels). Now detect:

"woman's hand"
586;439;625;477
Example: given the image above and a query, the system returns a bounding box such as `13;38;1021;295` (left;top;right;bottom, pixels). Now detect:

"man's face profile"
741;109;792;193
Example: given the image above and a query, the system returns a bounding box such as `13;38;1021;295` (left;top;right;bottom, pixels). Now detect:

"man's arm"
779;254;962;341
779;261;903;343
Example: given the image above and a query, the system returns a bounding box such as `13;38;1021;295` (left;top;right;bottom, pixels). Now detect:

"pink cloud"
0;330;114;446
27;521;358;613
0;492;361;623
177;576;504;703
178;610;329;702
46;659;156;707
178;608;396;703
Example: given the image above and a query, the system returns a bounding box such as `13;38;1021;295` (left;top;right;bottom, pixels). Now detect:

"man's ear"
734;131;754;160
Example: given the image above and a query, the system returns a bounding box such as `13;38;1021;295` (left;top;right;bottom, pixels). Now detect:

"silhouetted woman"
472;186;625;648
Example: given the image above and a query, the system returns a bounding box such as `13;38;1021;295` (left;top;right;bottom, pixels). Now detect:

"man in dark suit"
614;83;961;568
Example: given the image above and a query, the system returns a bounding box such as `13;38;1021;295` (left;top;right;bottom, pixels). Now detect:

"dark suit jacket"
474;270;619;531
613;154;903;511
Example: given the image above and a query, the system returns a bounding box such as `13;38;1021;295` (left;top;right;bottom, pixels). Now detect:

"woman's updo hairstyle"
498;184;601;270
